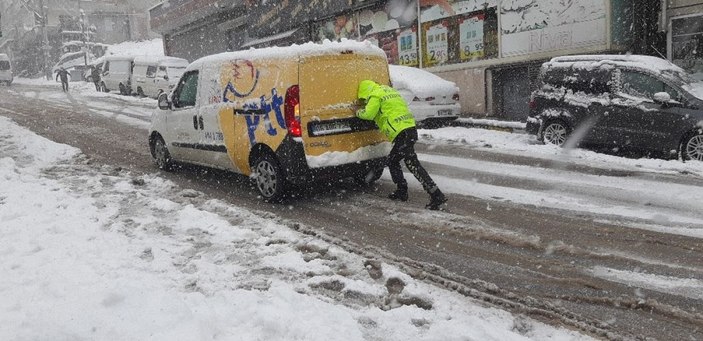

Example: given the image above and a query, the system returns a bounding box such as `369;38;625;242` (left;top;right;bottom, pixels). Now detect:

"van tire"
100;82;108;92
119;83;127;95
355;167;384;185
252;153;286;202
151;136;173;171
137;87;145;97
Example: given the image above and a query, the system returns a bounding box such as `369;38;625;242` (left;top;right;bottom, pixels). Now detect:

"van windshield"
0;61;9;71
168;67;186;79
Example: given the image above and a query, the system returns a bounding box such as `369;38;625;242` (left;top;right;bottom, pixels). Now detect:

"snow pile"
189;39;386;71
104;38;164;57
390;65;459;98
0;116;593;340
306;141;392;168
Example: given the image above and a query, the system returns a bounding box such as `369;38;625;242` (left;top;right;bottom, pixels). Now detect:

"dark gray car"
527;54;703;161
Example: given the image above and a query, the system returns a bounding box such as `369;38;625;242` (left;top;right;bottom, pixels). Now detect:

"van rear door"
298;54;390;168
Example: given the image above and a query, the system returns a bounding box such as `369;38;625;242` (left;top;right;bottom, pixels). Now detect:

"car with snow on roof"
389;65;460;126
527;54;703;161
149;40;391;202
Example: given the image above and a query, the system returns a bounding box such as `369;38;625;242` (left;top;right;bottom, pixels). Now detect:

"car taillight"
452;93;460;101
284;85;301;137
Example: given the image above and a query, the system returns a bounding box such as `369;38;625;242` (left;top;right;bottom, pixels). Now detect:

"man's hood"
358;80;378;100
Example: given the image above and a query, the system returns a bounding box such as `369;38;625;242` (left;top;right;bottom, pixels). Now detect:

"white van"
101;55;135;95
0;54;13;86
132;56;188;98
149;40;391;202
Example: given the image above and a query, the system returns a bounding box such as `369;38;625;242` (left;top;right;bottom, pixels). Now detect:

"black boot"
425;187;447;210
388;186;408;201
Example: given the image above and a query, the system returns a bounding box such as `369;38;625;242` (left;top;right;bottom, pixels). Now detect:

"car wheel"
252;153;286;202
542;120;570;146
152;136;173;171
356;167;384;185
682;131;703;161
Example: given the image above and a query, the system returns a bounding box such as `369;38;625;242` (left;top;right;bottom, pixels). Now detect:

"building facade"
0;0;159;76
665;0;703;79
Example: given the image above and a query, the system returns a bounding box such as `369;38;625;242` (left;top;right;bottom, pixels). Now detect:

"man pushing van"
356;80;447;210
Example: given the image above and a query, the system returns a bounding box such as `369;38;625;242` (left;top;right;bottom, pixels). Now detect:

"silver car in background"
389;65;460;126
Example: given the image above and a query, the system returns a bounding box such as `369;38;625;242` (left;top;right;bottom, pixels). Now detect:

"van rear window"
0;61;10;71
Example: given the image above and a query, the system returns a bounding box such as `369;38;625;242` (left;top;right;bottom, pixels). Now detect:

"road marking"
0;107;28;116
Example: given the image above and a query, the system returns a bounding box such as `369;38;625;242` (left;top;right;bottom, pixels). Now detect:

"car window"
156;66;167;78
543;67;611;94
621;71;683;102
173;71;198;108
146;66;157;78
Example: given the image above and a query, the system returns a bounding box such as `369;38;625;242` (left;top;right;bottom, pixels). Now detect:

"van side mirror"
158;93;171;110
653;92;671;104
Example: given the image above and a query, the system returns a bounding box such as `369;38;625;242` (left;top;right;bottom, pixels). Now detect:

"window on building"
420;6;498;67
671;15;703;80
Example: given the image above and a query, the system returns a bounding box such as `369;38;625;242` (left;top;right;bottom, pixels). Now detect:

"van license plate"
438;109;453;116
311;121;353;136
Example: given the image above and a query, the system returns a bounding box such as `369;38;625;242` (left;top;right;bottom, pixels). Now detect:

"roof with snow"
133;56;189;66
546;54;685;74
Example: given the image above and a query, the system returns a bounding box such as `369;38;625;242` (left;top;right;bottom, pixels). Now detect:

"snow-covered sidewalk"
0;116;593;340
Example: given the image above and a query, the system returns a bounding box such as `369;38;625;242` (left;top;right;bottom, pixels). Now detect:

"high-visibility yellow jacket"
356;80;416;141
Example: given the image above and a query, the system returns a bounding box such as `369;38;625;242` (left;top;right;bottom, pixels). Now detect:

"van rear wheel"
355;167;384;185
253;154;286;202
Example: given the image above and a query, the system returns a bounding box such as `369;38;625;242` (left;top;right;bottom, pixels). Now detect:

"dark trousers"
61;79;69;92
388;127;437;192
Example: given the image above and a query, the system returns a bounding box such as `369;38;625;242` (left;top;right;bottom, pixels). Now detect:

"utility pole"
80;4;87;66
38;0;51;80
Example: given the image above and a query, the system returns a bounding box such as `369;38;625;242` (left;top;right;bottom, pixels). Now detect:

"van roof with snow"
133;55;188;66
187;39;386;72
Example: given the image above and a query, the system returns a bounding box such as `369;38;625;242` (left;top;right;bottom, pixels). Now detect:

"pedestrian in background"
356;79;448;210
56;67;69;92
91;65;102;91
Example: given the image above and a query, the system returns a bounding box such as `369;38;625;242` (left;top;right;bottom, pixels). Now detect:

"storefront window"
420;2;498;67
358;2;420;67
315;13;360;42
672;15;703;80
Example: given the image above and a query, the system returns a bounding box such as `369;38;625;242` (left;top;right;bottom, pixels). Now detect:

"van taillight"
284;85;301;137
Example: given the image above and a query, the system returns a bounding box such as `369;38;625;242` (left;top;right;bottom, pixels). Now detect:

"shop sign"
500;0;606;57
424;20;449;66
459;13;484;61
397;26;418;66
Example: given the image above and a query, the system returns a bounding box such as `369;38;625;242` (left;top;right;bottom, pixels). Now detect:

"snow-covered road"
2;79;703;340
